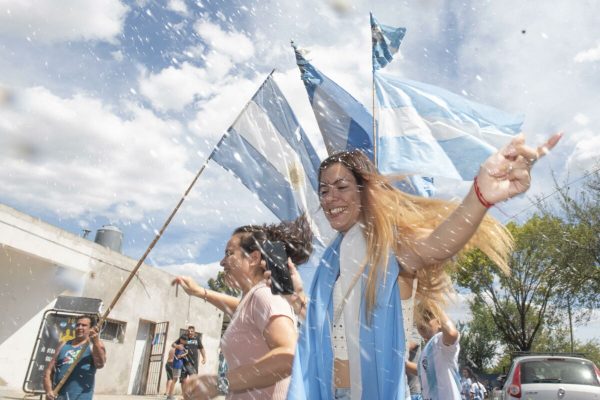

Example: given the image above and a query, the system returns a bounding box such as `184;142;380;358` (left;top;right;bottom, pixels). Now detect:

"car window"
521;359;599;386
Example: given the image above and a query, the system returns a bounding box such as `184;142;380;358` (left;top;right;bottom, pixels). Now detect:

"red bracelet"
473;177;494;208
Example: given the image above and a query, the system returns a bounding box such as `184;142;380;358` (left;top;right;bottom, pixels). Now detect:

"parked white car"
501;354;600;399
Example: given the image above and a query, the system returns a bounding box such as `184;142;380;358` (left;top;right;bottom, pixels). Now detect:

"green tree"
458;299;502;372
537;168;600;349
456;215;567;352
532;327;600;366
456;169;600;369
207;271;240;336
207;271;240;297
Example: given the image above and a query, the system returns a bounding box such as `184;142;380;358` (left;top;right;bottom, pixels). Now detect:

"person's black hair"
76;314;97;327
233;214;313;265
464;366;480;383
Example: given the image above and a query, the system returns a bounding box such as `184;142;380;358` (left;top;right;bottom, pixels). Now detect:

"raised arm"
438;308;459;346
402;133;562;270
264;259;308;321
172;276;240;316
89;325;106;369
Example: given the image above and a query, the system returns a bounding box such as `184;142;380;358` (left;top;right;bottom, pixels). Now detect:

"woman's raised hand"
476;132;562;205
172;275;202;297
264;258;306;312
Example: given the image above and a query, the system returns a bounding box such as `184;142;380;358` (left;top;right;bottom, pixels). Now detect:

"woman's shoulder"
250;285;293;312
251;284;284;304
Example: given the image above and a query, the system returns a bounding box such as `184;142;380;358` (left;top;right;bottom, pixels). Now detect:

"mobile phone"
261;241;294;295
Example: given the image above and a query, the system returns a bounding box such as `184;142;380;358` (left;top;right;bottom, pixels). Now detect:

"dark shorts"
180;362;197;382
165;362;173;380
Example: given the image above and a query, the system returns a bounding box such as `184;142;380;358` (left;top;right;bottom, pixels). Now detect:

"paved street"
0;387;225;400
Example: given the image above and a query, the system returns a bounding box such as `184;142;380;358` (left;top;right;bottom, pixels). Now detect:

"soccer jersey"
418;332;461;400
53;340;96;400
460;377;472;399
470;381;487;400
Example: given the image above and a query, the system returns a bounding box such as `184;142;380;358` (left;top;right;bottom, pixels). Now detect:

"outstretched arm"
172;276;240;316
400;133;562;270
438;309;459;346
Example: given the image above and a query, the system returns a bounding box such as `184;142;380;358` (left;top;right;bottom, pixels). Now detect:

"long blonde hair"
319;150;512;317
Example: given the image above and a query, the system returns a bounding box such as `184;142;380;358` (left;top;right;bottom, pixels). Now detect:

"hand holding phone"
261;241;294;295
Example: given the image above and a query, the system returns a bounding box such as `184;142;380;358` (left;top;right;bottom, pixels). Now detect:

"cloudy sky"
1;1;599;337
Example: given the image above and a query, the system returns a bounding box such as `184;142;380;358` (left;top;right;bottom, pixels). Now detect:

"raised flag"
375;71;524;180
371;12;406;70
293;43;373;159
211;73;326;230
293;43;435;197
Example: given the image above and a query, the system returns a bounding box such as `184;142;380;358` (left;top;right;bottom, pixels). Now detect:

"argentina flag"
211;72;327;231
293;42;435;197
375;71;524;180
292;42;374;160
371;12;406;70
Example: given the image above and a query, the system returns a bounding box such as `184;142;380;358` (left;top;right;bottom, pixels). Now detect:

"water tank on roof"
94;225;123;253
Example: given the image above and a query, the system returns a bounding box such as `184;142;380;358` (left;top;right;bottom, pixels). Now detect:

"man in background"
43;315;106;400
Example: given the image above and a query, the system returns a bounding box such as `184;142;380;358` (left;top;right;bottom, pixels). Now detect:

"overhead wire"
500;165;600;223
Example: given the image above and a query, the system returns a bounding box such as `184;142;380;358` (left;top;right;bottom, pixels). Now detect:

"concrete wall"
84;253;224;394
0;204;223;394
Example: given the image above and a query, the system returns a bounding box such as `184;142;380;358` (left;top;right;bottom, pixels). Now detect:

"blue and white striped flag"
293;43;435;197
371;12;406;70
293;43;373;159
212;73;325;226
375;71;524;180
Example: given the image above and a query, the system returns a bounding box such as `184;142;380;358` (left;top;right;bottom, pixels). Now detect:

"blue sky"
1;0;599;340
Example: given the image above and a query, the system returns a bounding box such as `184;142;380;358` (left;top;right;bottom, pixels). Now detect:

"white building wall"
0;204;224;395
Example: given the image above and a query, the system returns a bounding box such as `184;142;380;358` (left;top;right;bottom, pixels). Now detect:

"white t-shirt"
418;332;461;400
460;377;472;399
470;381;487;400
335;224;411;400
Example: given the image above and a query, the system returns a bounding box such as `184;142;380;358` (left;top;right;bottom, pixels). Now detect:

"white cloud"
188;75;263;138
167;0;189;16
574;43;600;63
0;86;192;220
0;0;128;43
193;20;255;62
139;62;210;112
566;128;600;173
138;21;254;113
111;50;124;62
159;261;222;286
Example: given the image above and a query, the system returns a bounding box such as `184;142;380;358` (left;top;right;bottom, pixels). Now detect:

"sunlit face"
75;317;92;340
220;234;255;290
319;163;362;233
417;318;441;341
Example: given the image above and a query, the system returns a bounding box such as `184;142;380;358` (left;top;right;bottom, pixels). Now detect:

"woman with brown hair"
285;133;561;400
172;217;313;400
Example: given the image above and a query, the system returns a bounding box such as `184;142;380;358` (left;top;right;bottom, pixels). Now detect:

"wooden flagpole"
52;70;277;395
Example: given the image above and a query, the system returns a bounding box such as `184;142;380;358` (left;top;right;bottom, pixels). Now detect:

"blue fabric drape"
288;234;406;399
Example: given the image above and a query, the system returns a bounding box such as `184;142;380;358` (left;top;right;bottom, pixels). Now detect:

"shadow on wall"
0;247;85;345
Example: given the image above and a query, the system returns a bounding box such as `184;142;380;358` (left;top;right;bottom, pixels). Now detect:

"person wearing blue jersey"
460;368;473;400
43;315;106;400
416;301;461;400
469;372;487;400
